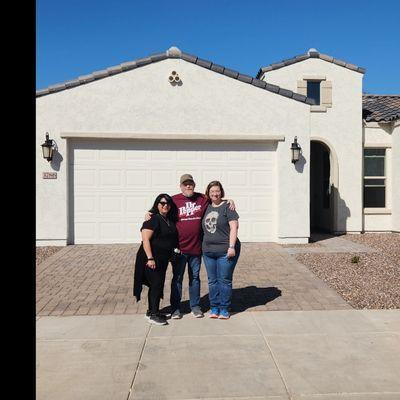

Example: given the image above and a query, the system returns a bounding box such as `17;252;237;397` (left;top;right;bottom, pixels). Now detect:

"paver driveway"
36;243;351;316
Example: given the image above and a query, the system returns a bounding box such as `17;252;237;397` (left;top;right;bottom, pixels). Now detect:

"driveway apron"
36;243;351;316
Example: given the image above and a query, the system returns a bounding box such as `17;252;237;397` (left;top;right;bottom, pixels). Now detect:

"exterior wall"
363;122;394;231
392;121;400;232
36;59;310;245
261;58;364;233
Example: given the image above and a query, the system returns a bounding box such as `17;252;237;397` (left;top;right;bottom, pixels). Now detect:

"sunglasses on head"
159;201;171;206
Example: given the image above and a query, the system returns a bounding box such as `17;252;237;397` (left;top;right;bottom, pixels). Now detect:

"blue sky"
36;0;400;94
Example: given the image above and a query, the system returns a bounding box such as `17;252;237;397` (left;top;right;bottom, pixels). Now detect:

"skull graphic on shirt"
204;210;219;233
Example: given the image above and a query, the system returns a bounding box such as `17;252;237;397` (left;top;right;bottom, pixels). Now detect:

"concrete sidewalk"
36;309;400;400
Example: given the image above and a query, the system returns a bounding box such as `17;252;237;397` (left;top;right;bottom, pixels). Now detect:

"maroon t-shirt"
172;192;210;255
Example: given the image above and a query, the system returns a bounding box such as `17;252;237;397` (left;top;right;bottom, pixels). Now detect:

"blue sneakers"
209;307;219;318
218;309;230;319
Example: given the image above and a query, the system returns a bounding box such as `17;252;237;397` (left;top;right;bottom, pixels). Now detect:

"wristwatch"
228;245;235;249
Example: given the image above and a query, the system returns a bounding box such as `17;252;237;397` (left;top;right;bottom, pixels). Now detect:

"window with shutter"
297;77;332;109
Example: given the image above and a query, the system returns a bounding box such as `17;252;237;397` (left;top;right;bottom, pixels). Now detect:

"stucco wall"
262;58;364;233
36;59;310;245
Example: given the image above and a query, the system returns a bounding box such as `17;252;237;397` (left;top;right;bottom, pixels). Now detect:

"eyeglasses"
159;201;171;206
182;181;194;187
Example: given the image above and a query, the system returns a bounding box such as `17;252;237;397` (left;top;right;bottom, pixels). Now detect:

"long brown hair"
205;181;225;199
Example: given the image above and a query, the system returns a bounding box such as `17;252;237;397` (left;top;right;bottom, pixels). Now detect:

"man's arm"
224;198;236;211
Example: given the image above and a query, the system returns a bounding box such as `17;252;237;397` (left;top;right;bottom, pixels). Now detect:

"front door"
310;141;332;232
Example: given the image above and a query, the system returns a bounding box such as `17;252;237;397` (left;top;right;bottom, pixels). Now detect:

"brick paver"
36;243;351;316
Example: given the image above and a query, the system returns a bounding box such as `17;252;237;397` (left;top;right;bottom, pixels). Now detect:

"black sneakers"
148;313;168;325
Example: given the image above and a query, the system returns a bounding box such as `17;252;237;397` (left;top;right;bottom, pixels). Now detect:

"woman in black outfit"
133;194;179;325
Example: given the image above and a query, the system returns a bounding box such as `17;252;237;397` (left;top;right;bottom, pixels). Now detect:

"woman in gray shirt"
202;181;241;319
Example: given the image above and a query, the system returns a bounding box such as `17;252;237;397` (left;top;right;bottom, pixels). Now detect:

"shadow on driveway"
160;285;282;315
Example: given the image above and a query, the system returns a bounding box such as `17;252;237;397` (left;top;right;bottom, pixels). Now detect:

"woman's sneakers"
218;309;230;319
209;307;220;319
147;312;168;325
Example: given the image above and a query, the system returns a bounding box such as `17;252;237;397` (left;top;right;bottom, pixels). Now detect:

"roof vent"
167;46;182;58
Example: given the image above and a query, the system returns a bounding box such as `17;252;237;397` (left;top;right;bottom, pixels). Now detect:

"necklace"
159;214;170;227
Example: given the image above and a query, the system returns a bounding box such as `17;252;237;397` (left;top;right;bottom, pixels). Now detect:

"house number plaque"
43;172;57;179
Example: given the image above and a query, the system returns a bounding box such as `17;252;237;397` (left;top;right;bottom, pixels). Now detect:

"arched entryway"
310;139;338;233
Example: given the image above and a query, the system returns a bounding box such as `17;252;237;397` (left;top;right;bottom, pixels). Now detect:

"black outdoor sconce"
290;136;302;163
41;132;55;162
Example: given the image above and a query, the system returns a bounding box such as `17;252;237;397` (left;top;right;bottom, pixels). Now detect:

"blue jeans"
202;243;241;310
170;253;201;311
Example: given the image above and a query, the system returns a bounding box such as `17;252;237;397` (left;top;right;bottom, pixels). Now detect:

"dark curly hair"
148;193;178;222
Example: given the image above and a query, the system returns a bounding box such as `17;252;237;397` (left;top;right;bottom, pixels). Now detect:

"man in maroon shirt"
170;174;210;318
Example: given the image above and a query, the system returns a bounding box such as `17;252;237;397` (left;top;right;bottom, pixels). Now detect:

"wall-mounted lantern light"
290;136;302;163
41;132;55;162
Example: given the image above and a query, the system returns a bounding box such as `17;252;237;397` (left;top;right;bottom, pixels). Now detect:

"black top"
133;214;178;302
140;214;178;258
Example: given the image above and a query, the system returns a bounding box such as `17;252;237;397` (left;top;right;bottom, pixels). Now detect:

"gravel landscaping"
36;246;64;266
294;233;400;309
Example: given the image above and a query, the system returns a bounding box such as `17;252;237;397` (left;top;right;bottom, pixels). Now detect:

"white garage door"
70;140;277;244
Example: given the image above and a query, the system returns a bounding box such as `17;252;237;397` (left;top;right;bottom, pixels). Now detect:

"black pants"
144;258;169;315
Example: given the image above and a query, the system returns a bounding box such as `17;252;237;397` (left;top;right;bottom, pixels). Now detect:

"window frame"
306;80;321;106
363;148;386;209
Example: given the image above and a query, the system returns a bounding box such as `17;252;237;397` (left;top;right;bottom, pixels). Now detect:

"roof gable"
36;46;315;105
256;48;366;79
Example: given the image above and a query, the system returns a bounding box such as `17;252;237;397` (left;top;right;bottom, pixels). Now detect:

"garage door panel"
75;149;97;161
227;152;247;161
251;197;271;212
177;152;201;161
151;170;175;186
126;151;148;161
75;196;97;213
99;169;123;187
126;170;148;186
252;221;273;240
75;222;97;243
251;170;274;186
226;171;247;186
99;196;123;213
99;222;124;241
71;140;277;244
151;150;175;161
201;170;225;185
202;151;225;161
75;169;97;187
126;195;149;213
99;149;124;161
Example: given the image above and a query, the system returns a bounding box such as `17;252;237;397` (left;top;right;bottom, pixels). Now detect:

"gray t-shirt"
201;201;239;253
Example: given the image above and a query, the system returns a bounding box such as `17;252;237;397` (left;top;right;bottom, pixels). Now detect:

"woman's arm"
141;229;156;269
227;220;239;258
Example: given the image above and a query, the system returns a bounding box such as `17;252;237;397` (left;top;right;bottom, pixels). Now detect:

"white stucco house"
36;46;400;246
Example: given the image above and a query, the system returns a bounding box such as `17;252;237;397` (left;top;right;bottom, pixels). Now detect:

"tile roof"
256;48;366;79
362;95;400;122
36;46;316;105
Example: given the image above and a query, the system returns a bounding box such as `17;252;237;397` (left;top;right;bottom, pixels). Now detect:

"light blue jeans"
202;243;241;311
